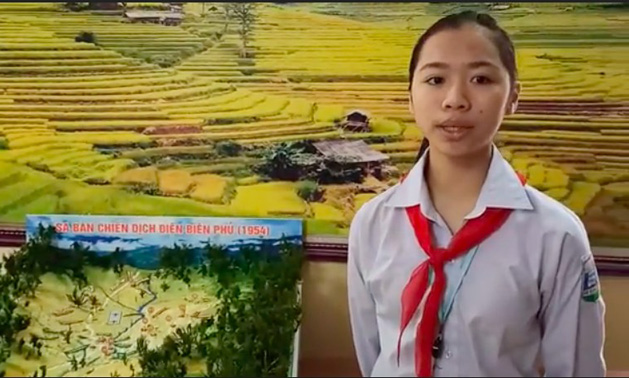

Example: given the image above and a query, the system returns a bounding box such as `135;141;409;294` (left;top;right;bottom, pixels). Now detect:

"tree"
173;325;195;357
296;180;322;202
160;282;170;292
63;327;72;344
136;336;187;377
215;140;242;157
158;244;195;286
255;142;316;181
88;2;122;10
31;365;46;377
74;31;96;44
220;3;233;35
67;287;88;308
63;2;88;11
111;248;127;276
0;290;31;356
225;3;258;57
30;335;43;357
89;295;100;310
69;355;78;371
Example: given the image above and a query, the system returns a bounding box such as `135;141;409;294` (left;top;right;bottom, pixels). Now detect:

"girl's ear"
506;81;521;116
408;93;414;115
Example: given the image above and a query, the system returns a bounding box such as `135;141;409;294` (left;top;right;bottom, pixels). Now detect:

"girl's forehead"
418;24;502;64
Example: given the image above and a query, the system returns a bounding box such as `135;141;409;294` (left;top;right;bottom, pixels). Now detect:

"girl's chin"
428;141;492;160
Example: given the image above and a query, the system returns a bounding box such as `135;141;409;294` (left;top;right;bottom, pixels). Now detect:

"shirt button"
445;350;453;359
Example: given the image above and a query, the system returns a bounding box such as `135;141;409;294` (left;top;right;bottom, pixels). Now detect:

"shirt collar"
384;144;534;219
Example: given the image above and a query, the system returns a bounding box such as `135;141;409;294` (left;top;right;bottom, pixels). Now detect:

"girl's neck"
425;145;493;202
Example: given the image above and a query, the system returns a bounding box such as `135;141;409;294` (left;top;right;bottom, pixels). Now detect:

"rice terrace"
0;2;627;246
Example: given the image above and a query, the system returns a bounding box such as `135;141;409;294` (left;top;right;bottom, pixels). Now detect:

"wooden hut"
124;10;184;26
338;110;371;132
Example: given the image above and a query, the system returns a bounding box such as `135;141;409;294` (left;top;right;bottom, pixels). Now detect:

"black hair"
410;10;517;161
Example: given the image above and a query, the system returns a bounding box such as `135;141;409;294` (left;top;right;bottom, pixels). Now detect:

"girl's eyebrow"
467;60;499;69
419;60;499;71
418;62;448;71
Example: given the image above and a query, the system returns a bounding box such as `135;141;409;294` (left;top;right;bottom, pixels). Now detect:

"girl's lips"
437;124;473;141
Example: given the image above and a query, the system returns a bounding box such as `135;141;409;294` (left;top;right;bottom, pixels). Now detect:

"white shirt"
347;145;606;377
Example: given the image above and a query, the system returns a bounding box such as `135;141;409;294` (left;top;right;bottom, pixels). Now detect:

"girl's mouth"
437;124;473;140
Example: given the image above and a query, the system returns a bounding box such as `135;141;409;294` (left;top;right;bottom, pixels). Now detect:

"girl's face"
409;23;519;159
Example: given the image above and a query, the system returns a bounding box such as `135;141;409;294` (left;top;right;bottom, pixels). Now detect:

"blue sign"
26;214;303;269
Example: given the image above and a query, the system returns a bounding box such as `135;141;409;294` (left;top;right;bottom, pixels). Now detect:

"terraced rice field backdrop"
0;2;627;247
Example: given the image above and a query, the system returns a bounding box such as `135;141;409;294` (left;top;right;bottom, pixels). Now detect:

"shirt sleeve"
347;214;380;377
539;226;606;377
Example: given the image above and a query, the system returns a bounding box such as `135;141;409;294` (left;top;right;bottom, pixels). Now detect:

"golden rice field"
0;2;627;246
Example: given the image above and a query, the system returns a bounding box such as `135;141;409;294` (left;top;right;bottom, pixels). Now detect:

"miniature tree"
63;326;73;344
89;295;100;309
30;335;43;357
67;287;87;308
69;354;78;371
32;365;47;377
159;244;195;286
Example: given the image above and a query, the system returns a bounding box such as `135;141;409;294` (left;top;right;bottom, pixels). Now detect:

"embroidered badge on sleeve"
581;256;600;303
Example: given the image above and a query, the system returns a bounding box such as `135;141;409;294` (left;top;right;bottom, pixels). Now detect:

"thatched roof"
313;140;388;164
346;110;369;122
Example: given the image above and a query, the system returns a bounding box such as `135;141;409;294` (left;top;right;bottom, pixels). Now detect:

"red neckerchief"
397;170;526;376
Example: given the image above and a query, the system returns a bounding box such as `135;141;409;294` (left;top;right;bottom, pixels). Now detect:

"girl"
347;11;606;377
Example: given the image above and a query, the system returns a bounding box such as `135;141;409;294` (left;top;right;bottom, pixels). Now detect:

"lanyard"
428;245;480;324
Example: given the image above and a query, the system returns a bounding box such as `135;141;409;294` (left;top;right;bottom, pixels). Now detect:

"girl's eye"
472;75;492;84
426;77;444;85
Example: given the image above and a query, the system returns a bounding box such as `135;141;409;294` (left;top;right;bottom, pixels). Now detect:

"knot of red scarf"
396;171;526;377
428;249;447;269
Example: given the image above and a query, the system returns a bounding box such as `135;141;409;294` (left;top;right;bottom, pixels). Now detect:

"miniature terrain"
5;267;218;377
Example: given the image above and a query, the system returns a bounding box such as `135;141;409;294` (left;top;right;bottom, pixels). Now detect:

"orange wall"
298;261;629;377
